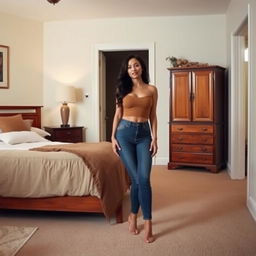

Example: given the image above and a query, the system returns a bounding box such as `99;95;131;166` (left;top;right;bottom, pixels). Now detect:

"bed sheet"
0;140;66;150
0;141;100;198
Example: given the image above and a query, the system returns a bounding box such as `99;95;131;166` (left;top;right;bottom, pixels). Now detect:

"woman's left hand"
150;139;158;157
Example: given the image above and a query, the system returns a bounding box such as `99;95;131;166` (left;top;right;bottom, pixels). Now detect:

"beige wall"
0;13;43;105
43;15;227;164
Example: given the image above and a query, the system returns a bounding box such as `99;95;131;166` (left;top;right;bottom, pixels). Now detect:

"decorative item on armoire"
56;85;77;127
166;56;209;68
0;45;9;89
167;65;227;173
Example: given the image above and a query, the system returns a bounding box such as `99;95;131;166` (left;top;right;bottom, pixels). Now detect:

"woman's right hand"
111;137;121;157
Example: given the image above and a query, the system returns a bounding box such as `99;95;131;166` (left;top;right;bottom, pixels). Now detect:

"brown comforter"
31;142;129;218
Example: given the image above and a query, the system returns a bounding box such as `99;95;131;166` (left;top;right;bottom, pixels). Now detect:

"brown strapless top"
122;94;153;119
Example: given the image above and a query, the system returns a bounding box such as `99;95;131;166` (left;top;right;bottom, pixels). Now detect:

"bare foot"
128;214;139;235
144;220;155;243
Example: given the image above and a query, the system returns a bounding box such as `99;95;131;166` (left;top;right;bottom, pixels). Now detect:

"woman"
111;55;158;243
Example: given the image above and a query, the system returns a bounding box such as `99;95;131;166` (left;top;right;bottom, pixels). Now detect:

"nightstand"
44;126;84;143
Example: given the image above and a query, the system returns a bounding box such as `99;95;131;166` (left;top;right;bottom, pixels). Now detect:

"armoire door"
171;71;191;121
192;70;214;122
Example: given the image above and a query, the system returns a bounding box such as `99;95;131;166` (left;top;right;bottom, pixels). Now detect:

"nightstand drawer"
54;129;81;140
44;126;84;143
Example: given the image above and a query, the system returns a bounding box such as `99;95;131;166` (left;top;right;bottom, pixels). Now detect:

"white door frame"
230;3;256;222
92;42;155;142
229;15;248;180
247;3;256;221
98;51;106;141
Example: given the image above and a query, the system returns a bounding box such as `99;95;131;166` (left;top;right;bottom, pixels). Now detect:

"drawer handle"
178;137;183;141
202;128;208;132
202;138;208;142
177;147;184;151
177;127;183;131
66;132;72;135
201;147;208;152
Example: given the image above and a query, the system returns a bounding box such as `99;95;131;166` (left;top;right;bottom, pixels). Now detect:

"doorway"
99;50;148;141
230;16;248;179
239;21;249;176
92;43;155;142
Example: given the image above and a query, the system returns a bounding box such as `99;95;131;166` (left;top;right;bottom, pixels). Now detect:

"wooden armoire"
168;66;227;172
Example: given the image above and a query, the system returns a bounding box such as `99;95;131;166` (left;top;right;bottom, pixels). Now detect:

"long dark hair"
116;55;149;106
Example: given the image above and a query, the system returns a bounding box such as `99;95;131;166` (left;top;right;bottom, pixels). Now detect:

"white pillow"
31;127;50;137
0;131;48;145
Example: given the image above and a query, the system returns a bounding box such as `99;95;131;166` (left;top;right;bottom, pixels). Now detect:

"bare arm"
111;103;123;156
149;86;158;156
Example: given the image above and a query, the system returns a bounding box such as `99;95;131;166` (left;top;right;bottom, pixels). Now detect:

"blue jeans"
116;119;152;220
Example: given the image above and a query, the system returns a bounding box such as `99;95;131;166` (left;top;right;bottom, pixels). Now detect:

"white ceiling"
0;0;231;22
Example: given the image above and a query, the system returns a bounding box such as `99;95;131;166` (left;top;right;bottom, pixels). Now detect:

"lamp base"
60;124;70;128
60;102;70;128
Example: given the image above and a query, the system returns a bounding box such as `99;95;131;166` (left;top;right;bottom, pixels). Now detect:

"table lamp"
56;85;76;127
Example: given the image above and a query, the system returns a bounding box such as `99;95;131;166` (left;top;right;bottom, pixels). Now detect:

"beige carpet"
0;166;256;256
0;226;37;256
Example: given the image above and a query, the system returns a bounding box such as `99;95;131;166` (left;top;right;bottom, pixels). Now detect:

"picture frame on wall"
0;45;9;89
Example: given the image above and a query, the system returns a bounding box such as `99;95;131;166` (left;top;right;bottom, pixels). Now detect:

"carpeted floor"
0;166;256;256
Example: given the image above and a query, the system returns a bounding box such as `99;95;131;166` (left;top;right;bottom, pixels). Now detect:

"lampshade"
56;85;76;103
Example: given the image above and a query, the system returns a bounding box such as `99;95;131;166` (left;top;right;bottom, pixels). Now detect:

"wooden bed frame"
0;106;123;223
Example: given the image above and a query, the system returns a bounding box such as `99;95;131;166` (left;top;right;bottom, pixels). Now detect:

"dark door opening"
101;50;149;141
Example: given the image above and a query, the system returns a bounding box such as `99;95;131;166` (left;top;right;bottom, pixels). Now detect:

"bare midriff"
122;116;149;123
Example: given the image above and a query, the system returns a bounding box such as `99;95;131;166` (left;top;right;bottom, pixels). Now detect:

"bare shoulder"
148;84;158;95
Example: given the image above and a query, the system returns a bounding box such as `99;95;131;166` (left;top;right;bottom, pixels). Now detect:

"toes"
145;236;155;243
134;229;139;235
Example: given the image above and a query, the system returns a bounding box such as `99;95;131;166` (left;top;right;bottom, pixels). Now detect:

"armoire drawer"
172;144;213;153
171;125;213;134
172;152;213;164
171;134;213;144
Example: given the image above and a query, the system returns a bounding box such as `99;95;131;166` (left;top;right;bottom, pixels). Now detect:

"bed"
0;106;129;223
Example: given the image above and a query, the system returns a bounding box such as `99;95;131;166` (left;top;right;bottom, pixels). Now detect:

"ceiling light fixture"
47;0;61;5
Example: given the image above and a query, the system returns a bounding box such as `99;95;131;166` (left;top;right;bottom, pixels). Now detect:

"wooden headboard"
0;106;42;128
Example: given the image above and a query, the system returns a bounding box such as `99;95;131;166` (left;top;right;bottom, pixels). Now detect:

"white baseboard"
227;162;232;178
247;196;256;222
152;157;168;166
226;161;245;180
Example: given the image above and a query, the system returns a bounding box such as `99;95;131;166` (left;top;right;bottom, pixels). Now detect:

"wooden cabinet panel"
171;72;191;121
192;70;213;121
